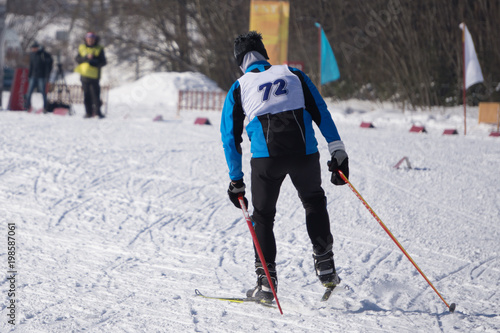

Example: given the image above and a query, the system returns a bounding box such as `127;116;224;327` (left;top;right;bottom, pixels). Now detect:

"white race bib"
238;65;305;121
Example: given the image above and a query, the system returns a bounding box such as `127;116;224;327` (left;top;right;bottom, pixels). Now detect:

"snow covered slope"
0;73;499;332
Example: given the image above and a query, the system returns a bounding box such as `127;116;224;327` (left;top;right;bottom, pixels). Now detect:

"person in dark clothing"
221;32;349;302
24;42;53;111
74;32;107;118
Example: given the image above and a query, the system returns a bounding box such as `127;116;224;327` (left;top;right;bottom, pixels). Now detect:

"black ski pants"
250;152;333;265
81;77;103;117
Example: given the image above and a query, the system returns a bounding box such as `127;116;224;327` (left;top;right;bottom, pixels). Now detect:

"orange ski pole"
337;171;456;313
238;195;283;315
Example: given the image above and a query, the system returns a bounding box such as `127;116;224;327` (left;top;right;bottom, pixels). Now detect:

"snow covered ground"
0;73;499;332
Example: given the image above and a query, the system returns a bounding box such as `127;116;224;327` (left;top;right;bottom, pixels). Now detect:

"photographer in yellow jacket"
75;32;107;118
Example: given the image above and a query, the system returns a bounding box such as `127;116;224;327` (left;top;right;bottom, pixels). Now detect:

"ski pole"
238;195;283;315
337;171;456;313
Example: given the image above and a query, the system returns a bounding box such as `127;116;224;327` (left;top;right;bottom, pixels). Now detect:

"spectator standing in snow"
220;31;349;302
24;41;53;111
74;32;107;118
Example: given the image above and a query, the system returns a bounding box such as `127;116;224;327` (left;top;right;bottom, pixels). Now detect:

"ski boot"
313;250;340;288
246;262;277;303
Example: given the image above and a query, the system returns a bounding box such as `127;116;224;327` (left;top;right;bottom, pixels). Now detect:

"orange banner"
250;0;289;65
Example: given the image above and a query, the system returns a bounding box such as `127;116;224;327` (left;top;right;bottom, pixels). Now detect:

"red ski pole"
337;171;456;313
238;195;283;315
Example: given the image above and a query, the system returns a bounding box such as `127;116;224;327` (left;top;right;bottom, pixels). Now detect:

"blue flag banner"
315;23;340;85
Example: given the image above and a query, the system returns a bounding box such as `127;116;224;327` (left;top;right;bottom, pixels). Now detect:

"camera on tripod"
45;30;73;115
46;53;73;114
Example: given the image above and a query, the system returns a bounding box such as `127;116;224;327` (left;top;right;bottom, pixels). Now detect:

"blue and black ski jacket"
221;60;343;181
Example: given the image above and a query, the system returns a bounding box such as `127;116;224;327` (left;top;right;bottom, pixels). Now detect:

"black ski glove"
328;150;349;185
227;179;248;209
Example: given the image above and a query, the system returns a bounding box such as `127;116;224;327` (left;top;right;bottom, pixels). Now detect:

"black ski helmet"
234;31;269;66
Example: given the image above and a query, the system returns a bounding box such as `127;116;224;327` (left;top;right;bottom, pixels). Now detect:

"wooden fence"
177;90;226;115
47;83;110;114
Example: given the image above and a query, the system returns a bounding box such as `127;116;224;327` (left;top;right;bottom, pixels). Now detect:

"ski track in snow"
0;94;499;332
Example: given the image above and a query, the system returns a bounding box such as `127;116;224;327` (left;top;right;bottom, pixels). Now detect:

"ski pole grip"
338;170;348;182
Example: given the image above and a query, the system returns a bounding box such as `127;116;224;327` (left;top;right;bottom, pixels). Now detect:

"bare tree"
8;0;498;107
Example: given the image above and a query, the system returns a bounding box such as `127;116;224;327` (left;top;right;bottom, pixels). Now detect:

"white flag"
459;23;484;89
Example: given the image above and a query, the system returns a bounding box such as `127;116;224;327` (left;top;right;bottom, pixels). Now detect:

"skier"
74;32;107;118
221;31;349;302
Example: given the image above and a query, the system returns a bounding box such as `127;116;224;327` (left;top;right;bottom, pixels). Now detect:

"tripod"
49;54;74;115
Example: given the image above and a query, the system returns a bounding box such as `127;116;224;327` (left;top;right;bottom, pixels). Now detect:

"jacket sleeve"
89;48;107;68
291;68;342;151
46;52;53;76
28;54;33;77
85;47;106;68
75;46;87;64
220;81;246;181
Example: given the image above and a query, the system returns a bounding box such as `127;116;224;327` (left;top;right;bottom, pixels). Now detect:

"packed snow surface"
0;73;499;332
